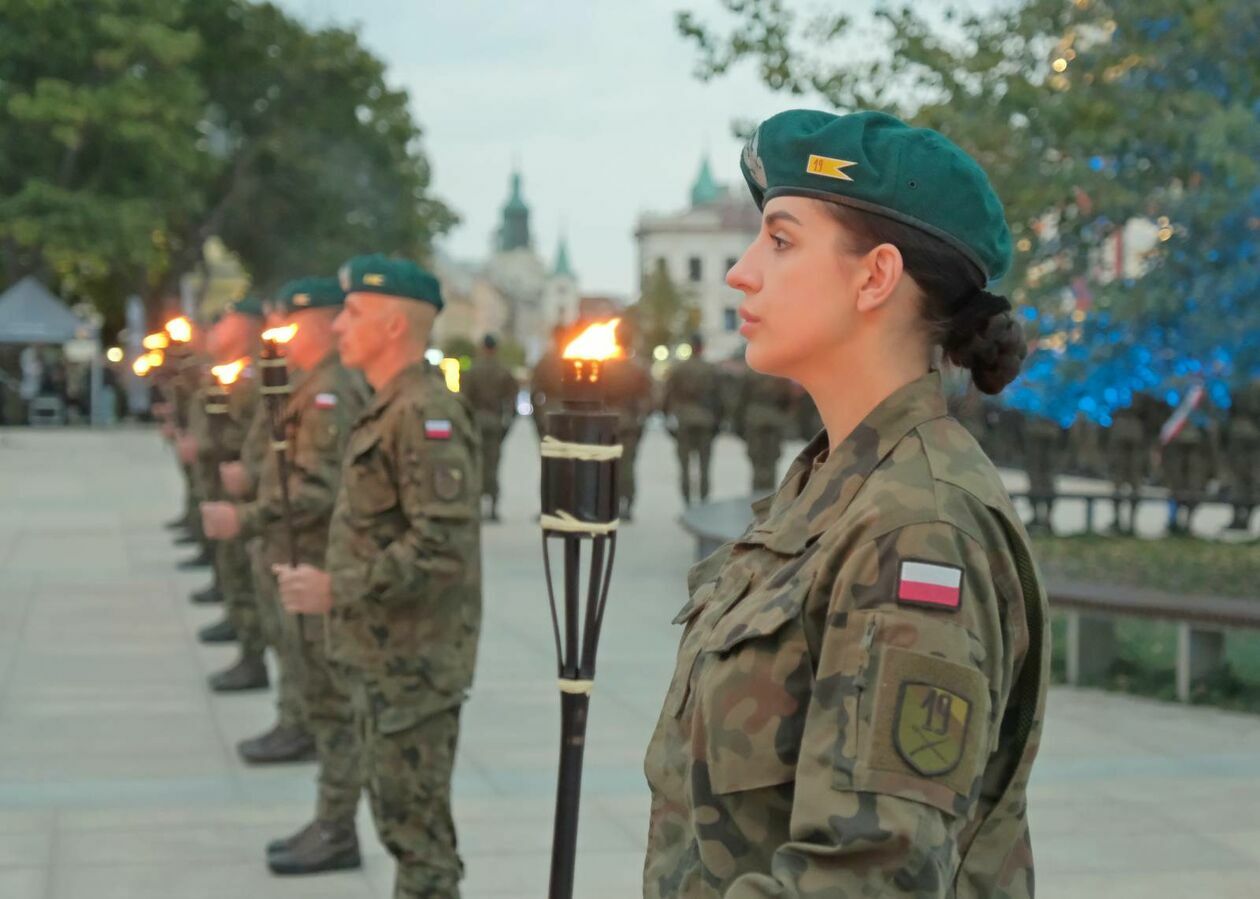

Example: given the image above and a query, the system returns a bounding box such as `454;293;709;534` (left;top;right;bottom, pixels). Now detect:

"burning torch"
259;323;300;571
205;358;247;495
539;318;624;899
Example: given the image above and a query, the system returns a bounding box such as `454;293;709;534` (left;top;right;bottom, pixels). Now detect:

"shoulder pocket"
832;611;993;817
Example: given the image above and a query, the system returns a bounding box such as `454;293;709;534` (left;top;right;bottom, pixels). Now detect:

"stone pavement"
1;423;1258;898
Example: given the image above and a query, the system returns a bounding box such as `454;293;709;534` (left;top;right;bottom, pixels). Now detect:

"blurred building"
635;156;761;359
432;170;581;362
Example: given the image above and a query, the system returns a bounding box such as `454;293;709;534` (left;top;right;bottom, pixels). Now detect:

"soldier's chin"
745;340;786;378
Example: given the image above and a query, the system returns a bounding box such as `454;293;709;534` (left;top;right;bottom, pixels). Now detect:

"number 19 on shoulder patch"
897;560;963;610
894;682;971;777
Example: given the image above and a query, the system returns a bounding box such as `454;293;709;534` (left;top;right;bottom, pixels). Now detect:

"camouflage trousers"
250;545;306;731
619;427;643;509
674;425;714;503
344;672;463;899
477;424;506;501
291;616;362;825
217;537;264;658
745;426;784;493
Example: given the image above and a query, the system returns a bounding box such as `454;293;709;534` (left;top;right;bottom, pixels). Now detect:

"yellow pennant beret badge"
806;154;857;181
364;273;386;286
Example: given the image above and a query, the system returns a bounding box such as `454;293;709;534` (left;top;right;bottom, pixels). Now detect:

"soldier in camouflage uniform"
605;324;655;522
1160;410;1212;535
530;325;566;440
197;297;268;691
1106;401;1149;535
1223;380;1260;532
734;365;795;494
644;109;1048;897
461;334;518;521
663;335;722;505
275;255;481;899
208;278;371;873
1020;414;1061;533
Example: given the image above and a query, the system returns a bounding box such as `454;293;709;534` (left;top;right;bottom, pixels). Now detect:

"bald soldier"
276;255;482;899
462;334;518;521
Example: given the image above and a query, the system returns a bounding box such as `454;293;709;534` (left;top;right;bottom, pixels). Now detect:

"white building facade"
635;158;761;359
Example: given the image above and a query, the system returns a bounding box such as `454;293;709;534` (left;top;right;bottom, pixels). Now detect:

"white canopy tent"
0;276;105;424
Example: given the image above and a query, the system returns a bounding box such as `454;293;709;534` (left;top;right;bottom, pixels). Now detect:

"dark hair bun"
944;309;1027;395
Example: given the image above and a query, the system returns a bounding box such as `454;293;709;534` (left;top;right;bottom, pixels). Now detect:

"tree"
0;0;207;327
677;0;1260;425
0;0;456;335
633;259;698;355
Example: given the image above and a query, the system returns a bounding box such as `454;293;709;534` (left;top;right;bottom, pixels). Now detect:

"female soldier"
644;109;1048;898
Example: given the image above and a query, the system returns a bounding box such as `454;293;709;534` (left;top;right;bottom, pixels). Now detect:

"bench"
680;498;1260;703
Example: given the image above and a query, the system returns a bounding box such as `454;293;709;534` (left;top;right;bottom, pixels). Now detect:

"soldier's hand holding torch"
273;564;333;614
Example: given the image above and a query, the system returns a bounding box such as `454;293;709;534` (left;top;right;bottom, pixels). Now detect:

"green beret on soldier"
275;254;482;898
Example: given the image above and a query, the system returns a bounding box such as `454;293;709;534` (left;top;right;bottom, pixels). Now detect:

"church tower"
497;170;532;252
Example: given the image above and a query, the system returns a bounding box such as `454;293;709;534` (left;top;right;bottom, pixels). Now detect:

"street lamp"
538;318;624;899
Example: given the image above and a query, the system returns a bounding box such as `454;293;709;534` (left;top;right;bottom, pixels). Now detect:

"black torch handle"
548;689;590;899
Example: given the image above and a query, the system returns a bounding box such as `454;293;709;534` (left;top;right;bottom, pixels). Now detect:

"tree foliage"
633;258;698;354
678;0;1260;424
0;0;455;334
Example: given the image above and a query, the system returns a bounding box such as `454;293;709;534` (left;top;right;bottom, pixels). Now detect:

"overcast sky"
272;0;798;297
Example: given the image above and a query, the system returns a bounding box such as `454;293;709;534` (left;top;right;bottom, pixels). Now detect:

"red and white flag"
897;561;964;610
424;419;452;440
314;392;337;410
1159;383;1205;446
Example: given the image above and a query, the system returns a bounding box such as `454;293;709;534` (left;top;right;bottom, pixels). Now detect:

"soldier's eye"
770;234;789;251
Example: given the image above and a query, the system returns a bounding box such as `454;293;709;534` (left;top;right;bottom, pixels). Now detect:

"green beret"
741;109;1012;283
278;277;346;312
223;294;265;319
338;254;443;310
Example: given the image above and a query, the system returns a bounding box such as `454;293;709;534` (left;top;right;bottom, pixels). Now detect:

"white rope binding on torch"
540;435;623;462
558;678;594;695
540;510;620;535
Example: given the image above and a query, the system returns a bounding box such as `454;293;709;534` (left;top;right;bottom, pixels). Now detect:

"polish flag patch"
314;393;337;409
424;419;452;440
897;561;963;610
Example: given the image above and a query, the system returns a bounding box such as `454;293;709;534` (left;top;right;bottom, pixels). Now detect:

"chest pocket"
345;431;398;519
663;566;753;719
695;567;815;795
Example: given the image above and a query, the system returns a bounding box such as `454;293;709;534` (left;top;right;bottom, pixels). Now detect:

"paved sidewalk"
1;424;1258;898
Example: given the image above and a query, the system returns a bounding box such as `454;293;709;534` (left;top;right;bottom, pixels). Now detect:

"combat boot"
164;514;189;530
177;548;213;569
197;618;236;643
237;723;315;764
266;819;318;857
190;584;222;605
173;531;199;546
208;654;269;692
267;820;360;875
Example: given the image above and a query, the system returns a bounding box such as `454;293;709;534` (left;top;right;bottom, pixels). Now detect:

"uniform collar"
361;361;428;421
742;370;949;555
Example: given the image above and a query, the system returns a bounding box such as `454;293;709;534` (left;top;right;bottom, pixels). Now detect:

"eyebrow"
764;210;803;227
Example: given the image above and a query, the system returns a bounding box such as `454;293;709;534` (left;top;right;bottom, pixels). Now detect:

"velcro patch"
897;560;963;610
314;392;337;409
424;419;452;440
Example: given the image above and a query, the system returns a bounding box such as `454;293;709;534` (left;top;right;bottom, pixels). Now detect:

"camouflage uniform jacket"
462;356;518;430
325;362;483;711
644;371;1050;898
665;358;722;430
194;364;260;495
237;352;368;566
735;370;795;434
605;357;654;432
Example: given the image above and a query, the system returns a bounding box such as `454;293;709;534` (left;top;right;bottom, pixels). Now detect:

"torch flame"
164;316;192;343
133;356;153;377
562;318;623;362
262;323;298;344
142;331;170;351
211;357;248;386
145;349;165;369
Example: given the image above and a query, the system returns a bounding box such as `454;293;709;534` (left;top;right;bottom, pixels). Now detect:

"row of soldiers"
956;386;1260;535
458;331;819;523
157;257;481;898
